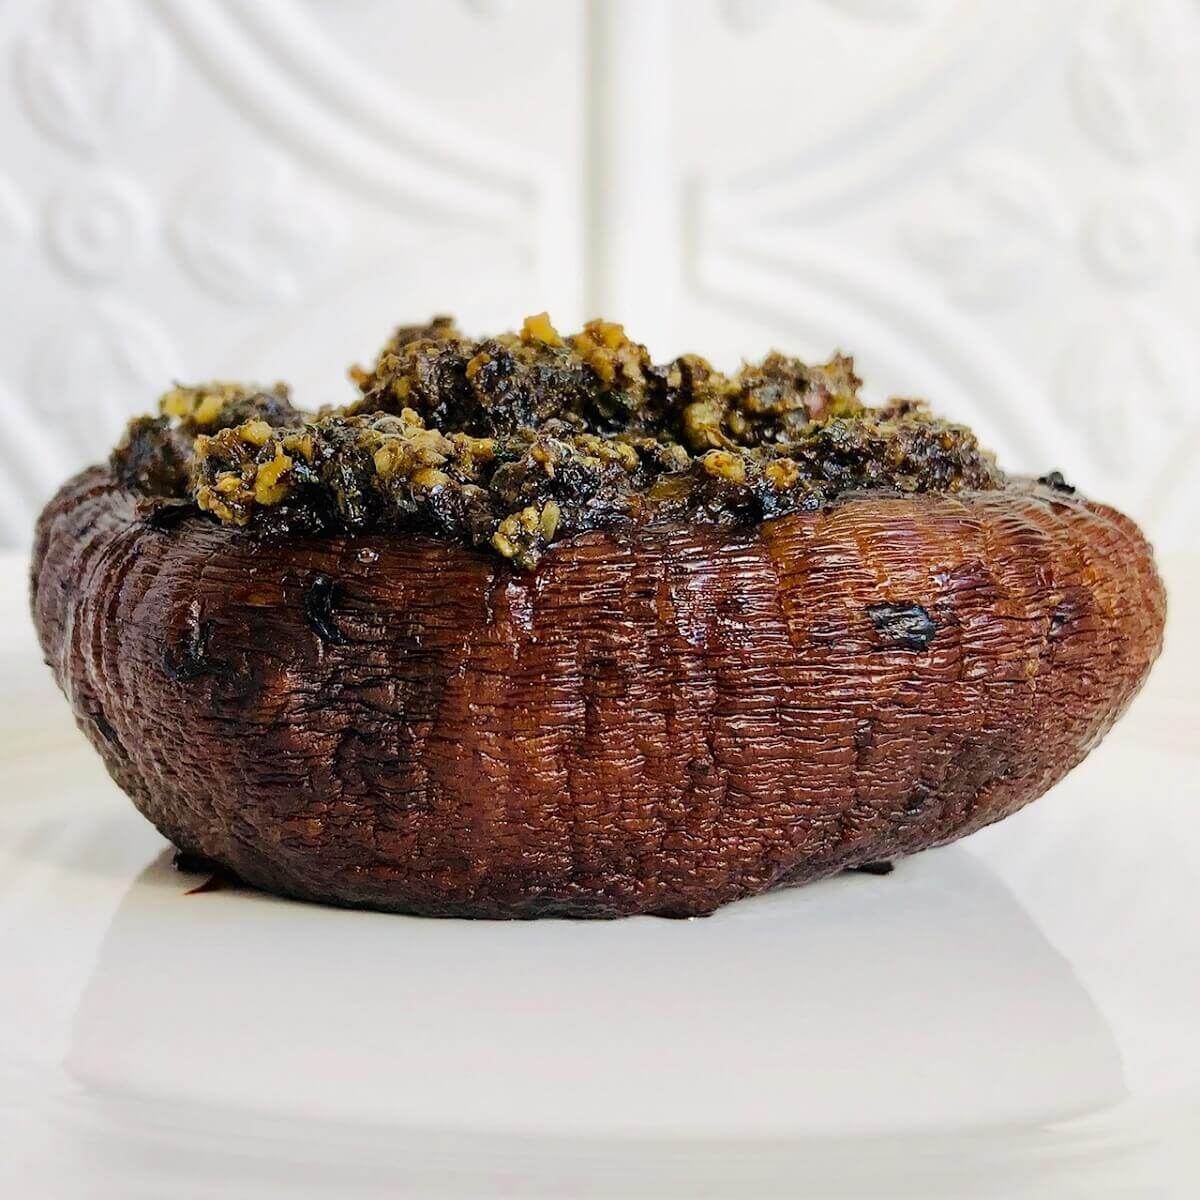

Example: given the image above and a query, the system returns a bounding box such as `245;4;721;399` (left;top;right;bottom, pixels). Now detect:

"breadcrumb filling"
112;314;1002;569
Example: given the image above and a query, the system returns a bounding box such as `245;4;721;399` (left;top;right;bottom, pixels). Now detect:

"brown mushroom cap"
32;466;1164;918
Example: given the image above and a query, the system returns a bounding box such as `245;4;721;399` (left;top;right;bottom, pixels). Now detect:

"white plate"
2;553;1198;1198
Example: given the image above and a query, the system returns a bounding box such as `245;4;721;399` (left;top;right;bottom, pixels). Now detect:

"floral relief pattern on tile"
169;153;346;306
1082;184;1185;287
902;154;1068;309
17;0;173;155
29;299;182;460
1071;0;1198;164
45;171;154;282
1057;309;1197;482
0;173;33;245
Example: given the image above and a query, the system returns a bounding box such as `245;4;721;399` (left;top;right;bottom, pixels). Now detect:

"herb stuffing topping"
112;314;1002;569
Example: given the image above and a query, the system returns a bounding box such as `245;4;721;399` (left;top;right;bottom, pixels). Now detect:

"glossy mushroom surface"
32;467;1165;917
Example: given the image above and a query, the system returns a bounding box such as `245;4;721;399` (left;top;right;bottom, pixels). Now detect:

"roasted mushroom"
31;316;1165;918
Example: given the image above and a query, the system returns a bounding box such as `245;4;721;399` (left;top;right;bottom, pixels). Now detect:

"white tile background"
1;0;1198;554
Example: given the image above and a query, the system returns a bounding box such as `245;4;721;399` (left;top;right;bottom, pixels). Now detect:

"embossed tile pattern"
1;0;1196;554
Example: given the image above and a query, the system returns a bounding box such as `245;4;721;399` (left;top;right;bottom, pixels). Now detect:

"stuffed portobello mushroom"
31;315;1165;918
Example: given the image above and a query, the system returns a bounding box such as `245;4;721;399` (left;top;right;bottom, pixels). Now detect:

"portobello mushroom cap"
35;463;1161;912
32;467;1163;918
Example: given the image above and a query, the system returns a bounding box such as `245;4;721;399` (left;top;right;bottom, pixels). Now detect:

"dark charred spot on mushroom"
866;602;938;651
904;788;932;814
139;497;199;531
302;574;346;645
163;619;220;682
1048;589;1088;641
209;659;263;712
845;860;894;876
853;718;875;756
89;711;126;756
1038;470;1076;495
